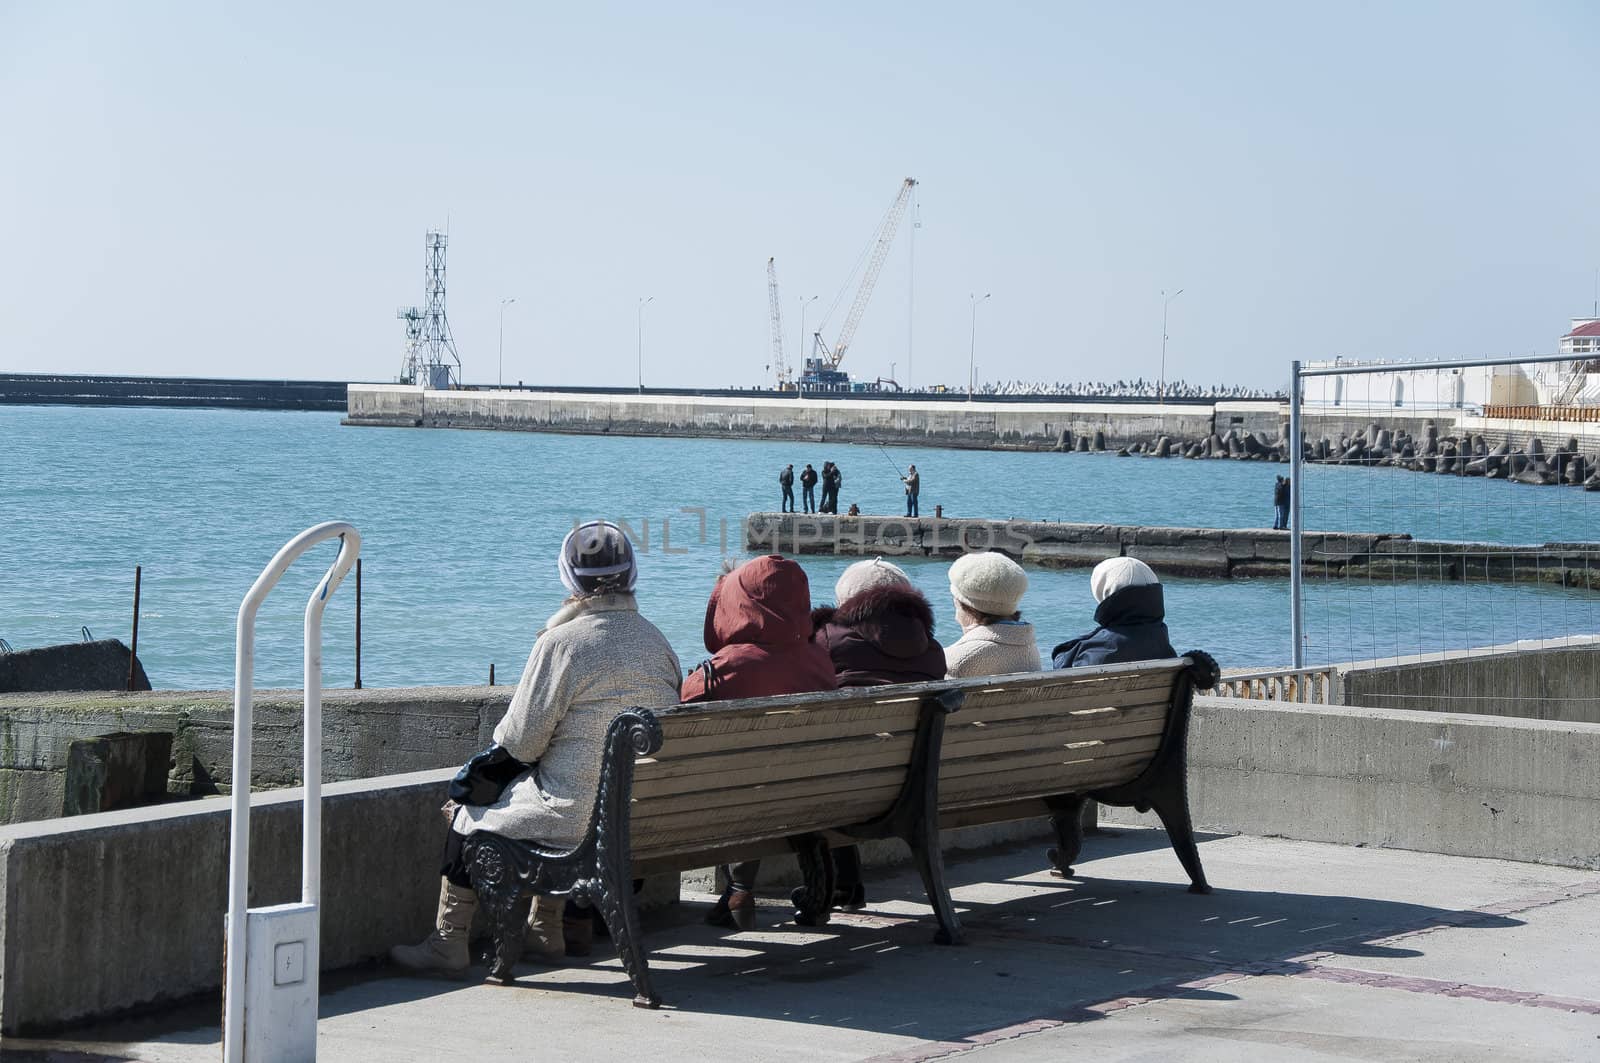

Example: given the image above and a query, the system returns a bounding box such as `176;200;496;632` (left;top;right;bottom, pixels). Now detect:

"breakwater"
745;513;1600;588
345;383;1228;449
1;373;349;411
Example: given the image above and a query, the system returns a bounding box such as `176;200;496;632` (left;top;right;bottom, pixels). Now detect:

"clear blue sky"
3;1;1596;390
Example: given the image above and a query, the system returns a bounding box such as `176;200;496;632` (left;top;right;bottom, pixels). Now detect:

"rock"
1092;428;1106;451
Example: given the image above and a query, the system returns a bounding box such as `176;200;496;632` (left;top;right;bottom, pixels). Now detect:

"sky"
2;1;1597;391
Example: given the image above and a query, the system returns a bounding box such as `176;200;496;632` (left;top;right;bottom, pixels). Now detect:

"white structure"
1559;318;1600;358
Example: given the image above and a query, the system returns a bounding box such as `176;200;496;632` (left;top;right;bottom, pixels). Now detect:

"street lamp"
797;295;818;386
968;292;991;400
1160;288;1184;404
498;297;516;387
637;296;654;393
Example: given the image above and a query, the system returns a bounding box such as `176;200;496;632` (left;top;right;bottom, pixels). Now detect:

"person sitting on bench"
1051;557;1175;669
389;521;681;974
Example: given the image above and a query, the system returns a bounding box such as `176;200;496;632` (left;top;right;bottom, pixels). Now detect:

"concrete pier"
744;513;1600;587
344;384;1225;450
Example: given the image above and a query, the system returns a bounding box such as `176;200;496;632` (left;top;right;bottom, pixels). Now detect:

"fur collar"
813;584;935;635
546;592;638;631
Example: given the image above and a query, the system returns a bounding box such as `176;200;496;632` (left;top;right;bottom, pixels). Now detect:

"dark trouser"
802;485;815;512
1274;503;1288;529
727;859;761;893
831;844;861;888
782;486;794;512
906;492;919;517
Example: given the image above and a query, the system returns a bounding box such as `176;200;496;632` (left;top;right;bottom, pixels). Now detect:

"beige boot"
390;878;477;973
523;894;566;964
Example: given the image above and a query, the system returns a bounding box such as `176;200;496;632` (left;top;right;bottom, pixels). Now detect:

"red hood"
703;555;816;650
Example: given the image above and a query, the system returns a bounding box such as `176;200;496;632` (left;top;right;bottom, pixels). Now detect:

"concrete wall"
345;384;1217;450
745;513;1600;587
1104;696;1600;870
0;686;507;824
0;769;453;1034
1336;637;1600;723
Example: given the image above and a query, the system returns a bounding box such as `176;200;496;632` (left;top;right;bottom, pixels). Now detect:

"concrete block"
63;731;172;815
1126;544;1231;578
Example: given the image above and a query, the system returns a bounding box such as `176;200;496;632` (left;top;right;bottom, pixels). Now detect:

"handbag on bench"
448;744;528;806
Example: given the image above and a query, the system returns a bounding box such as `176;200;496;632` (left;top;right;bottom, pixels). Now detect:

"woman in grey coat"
391;521;681;974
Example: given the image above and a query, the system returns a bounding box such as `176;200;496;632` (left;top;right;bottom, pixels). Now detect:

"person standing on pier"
819;462;839;513
902;464;920;517
779;464;796;513
800;463;818;513
1272;476;1291;530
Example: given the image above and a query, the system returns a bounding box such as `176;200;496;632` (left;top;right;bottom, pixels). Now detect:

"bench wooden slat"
951;673;1178;726
632;739;914;798
938;751;1156;804
631;772;905;819
657;704;924;757
940;703;1169;760
638;729;914;783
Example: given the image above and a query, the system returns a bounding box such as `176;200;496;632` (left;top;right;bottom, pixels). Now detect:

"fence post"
354;557;363;690
127;565;142;691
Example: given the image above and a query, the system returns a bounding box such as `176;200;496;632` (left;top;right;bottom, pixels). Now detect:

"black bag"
448;744;528;806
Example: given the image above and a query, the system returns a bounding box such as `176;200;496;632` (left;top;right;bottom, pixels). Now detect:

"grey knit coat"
452;594;681;847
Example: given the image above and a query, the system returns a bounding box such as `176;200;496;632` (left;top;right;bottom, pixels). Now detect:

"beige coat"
452;594;681;847
944;620;1042;678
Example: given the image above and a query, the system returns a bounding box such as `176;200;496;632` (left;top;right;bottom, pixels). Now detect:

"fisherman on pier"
800;463;818;513
902;464;921;517
779;464;796;513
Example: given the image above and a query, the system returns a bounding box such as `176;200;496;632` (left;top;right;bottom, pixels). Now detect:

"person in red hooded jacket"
809;558;946;910
681;555;837;929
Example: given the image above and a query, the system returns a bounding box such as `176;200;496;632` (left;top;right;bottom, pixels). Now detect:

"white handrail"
224;522;361;1063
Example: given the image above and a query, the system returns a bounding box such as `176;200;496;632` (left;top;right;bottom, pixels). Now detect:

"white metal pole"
224;522;359;1063
1289;360;1305;669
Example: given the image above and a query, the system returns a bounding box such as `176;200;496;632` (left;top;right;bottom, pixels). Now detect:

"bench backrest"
625;658;1189;863
935;659;1188;814
628;685;935;862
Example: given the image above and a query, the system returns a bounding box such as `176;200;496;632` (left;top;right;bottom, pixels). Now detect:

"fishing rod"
866;431;908;479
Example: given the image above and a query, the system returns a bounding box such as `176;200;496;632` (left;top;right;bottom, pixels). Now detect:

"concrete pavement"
5;826;1598;1061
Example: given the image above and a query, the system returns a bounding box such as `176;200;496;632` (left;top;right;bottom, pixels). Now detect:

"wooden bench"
461;651;1218;1008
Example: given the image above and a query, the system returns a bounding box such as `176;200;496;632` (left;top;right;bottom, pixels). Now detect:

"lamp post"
637;296;653;393
498;297;516;387
968;292;991;400
797;295;817;386
1160;288;1184;404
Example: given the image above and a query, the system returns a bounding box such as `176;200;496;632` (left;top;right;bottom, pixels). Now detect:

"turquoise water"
3;405;1597;689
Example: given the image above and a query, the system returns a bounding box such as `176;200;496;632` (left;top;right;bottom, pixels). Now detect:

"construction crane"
805;177;918;390
767;257;788;388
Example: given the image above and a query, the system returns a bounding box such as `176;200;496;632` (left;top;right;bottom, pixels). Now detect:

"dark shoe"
705;889;735;928
831;882;866;911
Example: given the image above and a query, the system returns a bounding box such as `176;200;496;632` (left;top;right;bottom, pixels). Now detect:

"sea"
3;404;1598;690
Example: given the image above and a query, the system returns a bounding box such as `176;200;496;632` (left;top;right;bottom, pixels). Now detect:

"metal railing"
224;521;360;1063
1207;665;1341;704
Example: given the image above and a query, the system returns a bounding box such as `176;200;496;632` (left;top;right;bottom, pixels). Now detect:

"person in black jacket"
779;464;795;513
1051;557;1176;668
800;463;819;513
1272;476;1291;530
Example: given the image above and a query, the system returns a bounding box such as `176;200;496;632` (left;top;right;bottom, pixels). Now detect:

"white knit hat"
949;552;1028;617
835;557;910;603
1090;556;1158;603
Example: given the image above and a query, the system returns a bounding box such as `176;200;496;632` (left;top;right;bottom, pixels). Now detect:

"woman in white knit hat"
1051;556;1176;669
944;552;1042;678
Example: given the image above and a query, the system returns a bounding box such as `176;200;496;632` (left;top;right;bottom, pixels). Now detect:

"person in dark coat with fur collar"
812;558;945;686
808;558;945;912
1051;557;1177;669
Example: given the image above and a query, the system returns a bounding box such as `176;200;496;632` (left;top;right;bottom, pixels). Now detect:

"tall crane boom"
767;257;787;386
816;177;917;373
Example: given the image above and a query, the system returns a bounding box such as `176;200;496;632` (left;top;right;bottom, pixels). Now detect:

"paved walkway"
6;827;1599;1062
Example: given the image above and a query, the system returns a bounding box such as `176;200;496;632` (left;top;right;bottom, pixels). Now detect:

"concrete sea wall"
744;513;1600;587
0;639;149;694
1336;637;1600;724
345;384;1217;450
1108;696;1600;871
0;686;505;824
7;696;1599;1032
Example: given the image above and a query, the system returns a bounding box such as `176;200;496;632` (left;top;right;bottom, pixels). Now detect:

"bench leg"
908;823;963;946
1044;794;1088;877
1140;771;1212;895
593;867;659;1008
477;881;532;983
